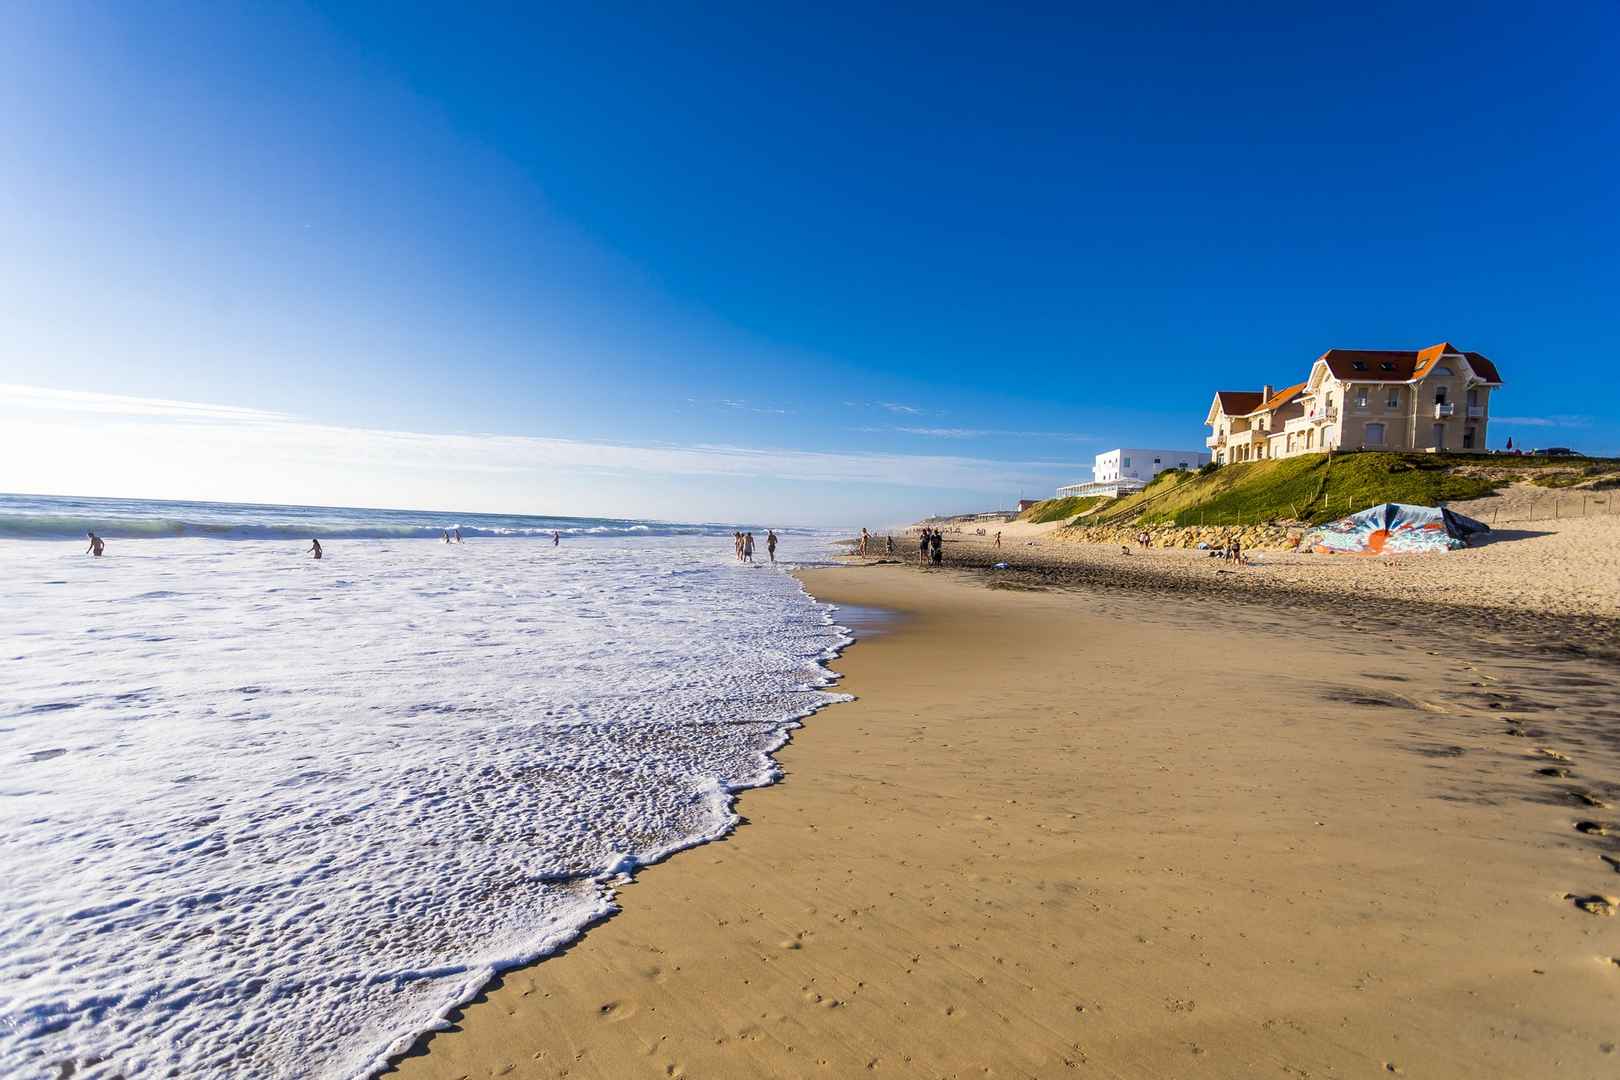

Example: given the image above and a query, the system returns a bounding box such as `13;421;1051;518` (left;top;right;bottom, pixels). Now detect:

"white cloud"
0;384;1083;525
892;426;1095;442
1492;415;1592;429
0;383;292;423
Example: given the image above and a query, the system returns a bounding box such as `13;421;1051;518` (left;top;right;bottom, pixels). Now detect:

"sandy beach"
394;558;1620;1079
933;513;1620;633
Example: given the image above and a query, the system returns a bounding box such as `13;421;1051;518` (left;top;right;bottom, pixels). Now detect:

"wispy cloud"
0;384;1081;507
687;397;793;415
0;383;293;424
843;400;930;416
1492;415;1592;429
866;425;1095;442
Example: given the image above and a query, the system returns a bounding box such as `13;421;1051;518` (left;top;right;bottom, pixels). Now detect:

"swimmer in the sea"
86;531;105;557
308;539;323;560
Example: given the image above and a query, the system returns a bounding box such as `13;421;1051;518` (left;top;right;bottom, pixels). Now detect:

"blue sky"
2;2;1616;525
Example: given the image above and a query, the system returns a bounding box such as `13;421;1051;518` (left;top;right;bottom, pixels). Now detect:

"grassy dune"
1018;452;1620;529
1016;495;1109;523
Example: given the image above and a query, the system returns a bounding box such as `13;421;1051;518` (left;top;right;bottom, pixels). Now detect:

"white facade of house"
1057;447;1210;499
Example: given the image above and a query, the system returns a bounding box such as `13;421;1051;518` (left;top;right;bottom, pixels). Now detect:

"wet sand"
392;564;1620;1079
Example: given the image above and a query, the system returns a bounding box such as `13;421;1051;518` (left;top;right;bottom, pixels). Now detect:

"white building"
1057;447;1210;499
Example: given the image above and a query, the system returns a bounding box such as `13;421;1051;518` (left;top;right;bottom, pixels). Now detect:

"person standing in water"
743;532;756;564
453;528;463;544
766;529;778;564
307;539;323;560
85;531;105;557
552;530;560;547
443;530;451;544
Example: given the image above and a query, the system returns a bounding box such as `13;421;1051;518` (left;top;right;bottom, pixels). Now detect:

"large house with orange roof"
1205;342;1503;463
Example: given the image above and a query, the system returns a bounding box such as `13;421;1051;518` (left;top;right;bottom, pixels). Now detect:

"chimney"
1261;384;1274;401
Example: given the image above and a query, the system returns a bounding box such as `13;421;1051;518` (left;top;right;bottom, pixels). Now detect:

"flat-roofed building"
1057;447;1210;499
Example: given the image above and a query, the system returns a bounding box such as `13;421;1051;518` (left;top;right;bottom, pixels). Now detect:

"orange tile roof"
1250;381;1306;414
1214;391;1265;416
1319;343;1503;384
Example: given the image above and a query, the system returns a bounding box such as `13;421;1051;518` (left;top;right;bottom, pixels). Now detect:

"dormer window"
1351;361;1367;371
1379;361;1395;371
1432;365;1453;376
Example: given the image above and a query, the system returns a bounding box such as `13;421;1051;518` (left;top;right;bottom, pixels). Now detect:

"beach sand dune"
394;564;1620;1079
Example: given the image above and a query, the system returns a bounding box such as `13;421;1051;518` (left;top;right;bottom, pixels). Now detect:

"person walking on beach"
307;539;323;560
994;530;1001;549
885;534;895;555
85;531;105;557
766;529;778;564
859;528;870;557
929;529;943;565
740;532;753;563
917;528;930;566
733;531;743;561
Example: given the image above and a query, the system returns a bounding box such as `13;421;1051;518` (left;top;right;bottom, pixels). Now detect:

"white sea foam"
0;533;850;1078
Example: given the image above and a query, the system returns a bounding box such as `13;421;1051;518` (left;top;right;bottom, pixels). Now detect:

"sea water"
0;496;850;1078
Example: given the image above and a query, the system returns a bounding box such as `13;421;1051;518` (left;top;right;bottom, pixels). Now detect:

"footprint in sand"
1565;893;1618;916
1601;855;1620;874
1568;791;1609;809
1574;821;1613;837
1537;766;1573;778
1536;748;1572;762
597;1000;638;1022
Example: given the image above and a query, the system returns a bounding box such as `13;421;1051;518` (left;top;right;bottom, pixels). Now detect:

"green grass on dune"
1018;495;1109;523
1072;452;1512;528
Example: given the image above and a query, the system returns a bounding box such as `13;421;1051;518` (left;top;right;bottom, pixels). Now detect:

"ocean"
0;495;852;1078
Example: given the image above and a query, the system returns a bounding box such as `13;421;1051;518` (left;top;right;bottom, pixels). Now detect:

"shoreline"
390;562;1620;1079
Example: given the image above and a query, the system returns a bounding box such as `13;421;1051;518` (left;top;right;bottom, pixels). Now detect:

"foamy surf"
0;523;850;1078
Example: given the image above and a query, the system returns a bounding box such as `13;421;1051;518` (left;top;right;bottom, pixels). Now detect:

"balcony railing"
1467;405;1484;418
1434;402;1456;418
1205;433;1223;448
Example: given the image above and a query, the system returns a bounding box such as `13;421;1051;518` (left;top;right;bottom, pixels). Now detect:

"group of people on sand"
916;527;943;566
733;529;777;565
857;528;896;558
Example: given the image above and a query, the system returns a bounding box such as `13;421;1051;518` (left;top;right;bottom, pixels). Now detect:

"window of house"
1122;457;1131;468
1365;422;1386;446
1380;361;1395;371
1386;389;1399;408
1434;386;1448;404
1153;458;1161;464
1354;389;1369;408
1351;361;1367;371
1463;427;1476;449
1467;388;1479;407
1432;365;1453;375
